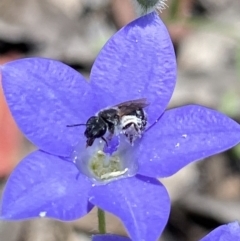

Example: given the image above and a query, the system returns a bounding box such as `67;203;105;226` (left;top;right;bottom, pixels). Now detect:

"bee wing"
114;98;149;116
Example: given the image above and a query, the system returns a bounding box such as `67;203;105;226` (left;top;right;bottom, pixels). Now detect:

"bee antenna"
66;123;86;127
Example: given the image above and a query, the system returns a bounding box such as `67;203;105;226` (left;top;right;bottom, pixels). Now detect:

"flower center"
72;134;140;185
89;149;127;180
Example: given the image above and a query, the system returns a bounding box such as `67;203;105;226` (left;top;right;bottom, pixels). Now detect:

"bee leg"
129;135;134;145
130;124;140;144
107;124;115;141
101;137;108;146
133;123;140;133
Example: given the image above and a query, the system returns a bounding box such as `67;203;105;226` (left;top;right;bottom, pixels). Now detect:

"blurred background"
0;0;240;240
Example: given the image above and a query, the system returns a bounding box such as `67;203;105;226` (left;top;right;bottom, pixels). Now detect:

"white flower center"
72;134;140;185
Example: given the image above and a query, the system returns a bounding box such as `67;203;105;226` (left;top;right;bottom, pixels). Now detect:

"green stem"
97;208;106;234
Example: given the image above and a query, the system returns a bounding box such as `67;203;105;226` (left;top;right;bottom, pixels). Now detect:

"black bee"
67;98;149;147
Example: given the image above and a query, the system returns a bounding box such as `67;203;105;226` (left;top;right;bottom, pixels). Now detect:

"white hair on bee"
133;0;168;14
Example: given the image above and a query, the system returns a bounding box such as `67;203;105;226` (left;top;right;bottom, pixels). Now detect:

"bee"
67;98;149;147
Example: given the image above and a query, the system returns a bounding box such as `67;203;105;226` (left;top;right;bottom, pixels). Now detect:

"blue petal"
1;58;93;156
92;234;131;241
200;222;240;241
137;105;240;178
89;175;170;241
0;151;92;221
90;12;176;125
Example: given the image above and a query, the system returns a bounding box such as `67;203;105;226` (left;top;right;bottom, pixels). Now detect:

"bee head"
84;116;107;142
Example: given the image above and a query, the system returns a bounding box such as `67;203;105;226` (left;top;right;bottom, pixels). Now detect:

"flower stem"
97;208;106;234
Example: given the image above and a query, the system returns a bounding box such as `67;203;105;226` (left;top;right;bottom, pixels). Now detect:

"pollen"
89;150;128;181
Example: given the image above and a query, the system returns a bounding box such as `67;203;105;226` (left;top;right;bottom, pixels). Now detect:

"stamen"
90;150;127;181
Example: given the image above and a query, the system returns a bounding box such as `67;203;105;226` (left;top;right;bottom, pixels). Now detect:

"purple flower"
0;11;240;241
200;222;240;241
92;222;240;241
